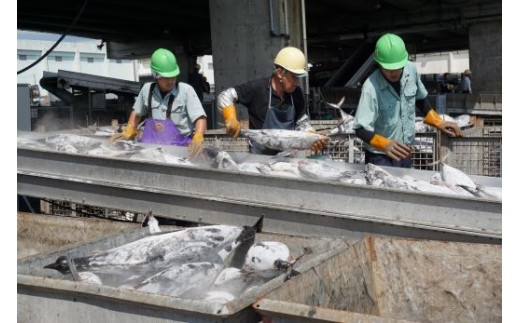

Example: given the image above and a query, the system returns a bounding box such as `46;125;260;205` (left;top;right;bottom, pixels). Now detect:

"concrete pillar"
468;21;501;94
209;0;304;122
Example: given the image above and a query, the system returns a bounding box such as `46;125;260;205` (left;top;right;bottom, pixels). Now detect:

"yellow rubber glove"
222;105;241;140
307;130;328;153
423;109;463;137
109;124;137;143
369;134;411;161
188;131;204;157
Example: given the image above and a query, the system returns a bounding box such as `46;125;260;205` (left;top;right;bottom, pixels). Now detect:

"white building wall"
17;39;137;97
413;50;469;75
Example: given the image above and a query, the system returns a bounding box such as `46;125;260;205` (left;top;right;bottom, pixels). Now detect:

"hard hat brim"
157;68;180;78
377;57;408;70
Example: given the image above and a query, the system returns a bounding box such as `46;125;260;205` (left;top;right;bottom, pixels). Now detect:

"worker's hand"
109;124;137;143
310;139;328;153
188;131;204;158
438;121;463;137
423;109;462;137
384;139;412;161
369;134;411;161
222;105;241;140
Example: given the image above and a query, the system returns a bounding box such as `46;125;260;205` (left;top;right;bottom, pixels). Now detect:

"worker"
217;46;327;155
188;63;205;102
461;69;472;94
353;33;463;168
111;48;207;157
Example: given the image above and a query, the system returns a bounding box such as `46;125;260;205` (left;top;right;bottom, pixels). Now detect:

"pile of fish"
17;131;501;201
201;145;501;201
44;216;305;304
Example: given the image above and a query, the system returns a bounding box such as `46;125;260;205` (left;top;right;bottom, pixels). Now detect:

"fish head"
44;255;71;274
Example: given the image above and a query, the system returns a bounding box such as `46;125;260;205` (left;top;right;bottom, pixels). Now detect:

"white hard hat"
243;241;290;272
274;47;307;76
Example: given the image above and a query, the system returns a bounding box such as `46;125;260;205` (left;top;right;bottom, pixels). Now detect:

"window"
19;54;27;61
55;56;62;62
87;57;94;63
116;59;122;64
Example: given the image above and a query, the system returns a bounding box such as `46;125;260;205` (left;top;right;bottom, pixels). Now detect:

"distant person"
461;69;472;94
352;33;463;168
202;76;210;94
216;46;327;155
110;48;207;157
188;64;205;102
439;72;454;94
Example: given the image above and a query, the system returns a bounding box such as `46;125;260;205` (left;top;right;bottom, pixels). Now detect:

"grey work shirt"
353;61;427;154
133;82;206;136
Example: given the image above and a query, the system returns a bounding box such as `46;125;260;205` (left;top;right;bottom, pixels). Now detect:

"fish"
240;129;329;151
201;145;239;170
297;159;349;181
43;216;264;288
257;160;301;178
441;163;479;194
43;255;102;285
141;211;161;234
325;96;355;134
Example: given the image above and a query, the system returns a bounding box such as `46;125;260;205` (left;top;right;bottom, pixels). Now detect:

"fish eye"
225;245;232;252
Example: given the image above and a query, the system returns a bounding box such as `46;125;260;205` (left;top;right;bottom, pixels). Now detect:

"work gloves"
308;130;328;153
370;134;411;161
423;109;463;137
109;124;138;143
188;131;204;157
222;105;241;140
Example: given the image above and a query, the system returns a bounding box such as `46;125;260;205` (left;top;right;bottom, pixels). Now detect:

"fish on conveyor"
43;216;264;288
297;159;349;181
257;160;301;178
42;134;103;153
441;163;479;194
201;145;239;170
240;129;329;151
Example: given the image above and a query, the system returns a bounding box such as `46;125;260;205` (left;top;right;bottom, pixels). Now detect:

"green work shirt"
353;61;427;154
133;82;206;136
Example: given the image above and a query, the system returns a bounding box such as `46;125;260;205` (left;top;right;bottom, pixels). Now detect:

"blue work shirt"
133;82;206;136
353;61;427;154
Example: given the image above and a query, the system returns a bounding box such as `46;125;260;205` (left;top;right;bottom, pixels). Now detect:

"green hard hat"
374;33;408;70
151;48;180;78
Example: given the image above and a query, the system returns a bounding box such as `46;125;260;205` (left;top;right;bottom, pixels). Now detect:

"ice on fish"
241;129;328;151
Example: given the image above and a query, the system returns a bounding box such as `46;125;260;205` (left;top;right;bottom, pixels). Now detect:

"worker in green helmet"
111;48;207;157
352;33;463;168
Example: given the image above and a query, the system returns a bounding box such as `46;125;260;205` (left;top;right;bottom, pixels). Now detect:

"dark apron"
250;84;295;155
139;83;191;146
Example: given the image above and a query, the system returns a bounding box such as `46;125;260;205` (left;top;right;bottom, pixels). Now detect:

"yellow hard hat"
274;46;307;76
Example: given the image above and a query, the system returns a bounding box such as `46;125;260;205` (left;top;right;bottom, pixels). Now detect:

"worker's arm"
217;87;241;140
188;117;207;157
109;111;142;143
416;98;463;137
355;127;411;161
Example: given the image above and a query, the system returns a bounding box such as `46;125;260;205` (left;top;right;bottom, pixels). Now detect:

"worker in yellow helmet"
217;46;327;155
353;33;463;168
111;48;207;157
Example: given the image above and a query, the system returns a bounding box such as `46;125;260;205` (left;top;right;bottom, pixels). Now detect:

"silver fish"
325;96;355;134
297;159;349;181
44;216;263;288
241;129;328;151
201;145;239;170
441;163;479;193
